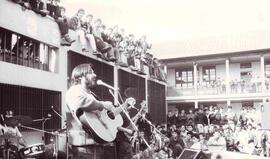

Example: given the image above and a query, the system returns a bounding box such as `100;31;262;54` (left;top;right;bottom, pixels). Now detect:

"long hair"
70;63;93;86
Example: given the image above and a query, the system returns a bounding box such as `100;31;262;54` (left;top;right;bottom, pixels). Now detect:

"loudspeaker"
261;102;270;129
178;149;208;159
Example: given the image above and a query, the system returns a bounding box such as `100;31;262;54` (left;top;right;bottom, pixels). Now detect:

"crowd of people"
196;77;270;95
156;105;270;158
7;0;167;82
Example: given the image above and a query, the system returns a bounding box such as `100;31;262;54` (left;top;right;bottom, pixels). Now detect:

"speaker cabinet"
178;149;208;159
261;102;270;129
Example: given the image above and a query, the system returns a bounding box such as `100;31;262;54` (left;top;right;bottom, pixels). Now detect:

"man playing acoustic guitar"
66;63;135;159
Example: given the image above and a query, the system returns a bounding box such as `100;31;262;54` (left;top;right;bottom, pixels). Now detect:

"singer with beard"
66;63;115;159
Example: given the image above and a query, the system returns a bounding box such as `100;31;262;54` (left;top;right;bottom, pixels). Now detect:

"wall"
229;63;241;80
251;61;261;77
216;64;226;80
0;0;60;47
0;58;67;92
167;68;175;87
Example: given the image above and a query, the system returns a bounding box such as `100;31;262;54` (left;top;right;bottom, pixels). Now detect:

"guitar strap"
89;91;101;101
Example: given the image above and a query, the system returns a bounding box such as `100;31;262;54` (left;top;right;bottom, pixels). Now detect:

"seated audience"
81;14;100;54
49;4;75;46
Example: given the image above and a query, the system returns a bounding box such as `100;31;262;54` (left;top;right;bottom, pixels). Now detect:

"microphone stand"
108;89;152;150
140;115;166;138
51;107;64;120
51;106;68;159
33;116;51;142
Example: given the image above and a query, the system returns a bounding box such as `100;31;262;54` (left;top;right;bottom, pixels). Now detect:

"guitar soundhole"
107;111;115;119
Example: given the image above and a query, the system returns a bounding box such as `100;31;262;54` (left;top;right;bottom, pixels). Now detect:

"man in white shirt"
66;63;117;159
208;131;226;151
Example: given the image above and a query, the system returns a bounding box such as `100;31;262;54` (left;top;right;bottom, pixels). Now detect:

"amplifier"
178;149;208;159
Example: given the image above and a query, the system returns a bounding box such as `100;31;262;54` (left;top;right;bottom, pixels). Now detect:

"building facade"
0;0;167;145
162;50;270;114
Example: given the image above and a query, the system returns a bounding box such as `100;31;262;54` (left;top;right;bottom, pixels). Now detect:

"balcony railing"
197;83;226;95
168;79;268;97
167;86;195;97
229;80;262;94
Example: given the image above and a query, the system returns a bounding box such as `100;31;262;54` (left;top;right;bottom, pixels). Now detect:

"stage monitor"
178;149;208;159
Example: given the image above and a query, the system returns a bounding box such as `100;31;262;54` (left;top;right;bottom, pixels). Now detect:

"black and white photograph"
0;0;270;158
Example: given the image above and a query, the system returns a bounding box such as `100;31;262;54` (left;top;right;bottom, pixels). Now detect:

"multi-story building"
0;0;166;145
162;37;270;113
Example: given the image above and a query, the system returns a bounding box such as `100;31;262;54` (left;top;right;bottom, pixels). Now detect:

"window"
265;61;270;78
202;66;216;84
240;71;252;81
0;27;57;72
240;63;251;69
241;101;254;108
175;69;193;88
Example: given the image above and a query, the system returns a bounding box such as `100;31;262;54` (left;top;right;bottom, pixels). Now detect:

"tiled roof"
154;29;270;59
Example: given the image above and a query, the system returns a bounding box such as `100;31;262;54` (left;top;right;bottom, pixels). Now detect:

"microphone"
33;114;52;122
97;80;117;91
47;114;52;118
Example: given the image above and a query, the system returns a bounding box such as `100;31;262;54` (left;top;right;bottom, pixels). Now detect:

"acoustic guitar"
79;97;136;143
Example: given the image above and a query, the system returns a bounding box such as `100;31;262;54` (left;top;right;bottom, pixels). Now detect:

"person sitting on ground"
190;133;206;150
184;131;194;148
208;131;226;150
168;131;185;159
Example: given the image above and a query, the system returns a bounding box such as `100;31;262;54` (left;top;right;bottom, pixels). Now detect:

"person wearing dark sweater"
47;0;75;46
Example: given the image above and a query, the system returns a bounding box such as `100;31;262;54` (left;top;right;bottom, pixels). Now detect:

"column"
194;101;198;109
145;78;149;108
225;59;230;94
227;100;231;106
260;55;266;92
113;67;119;105
164;65;167;76
193;62;198;95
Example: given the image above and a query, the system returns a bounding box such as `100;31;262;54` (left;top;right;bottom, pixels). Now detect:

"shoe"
20;2;30;10
108;56;116;62
118;62;128;67
130;66;138;71
93;51;102;56
107;56;116;62
12;0;21;3
39;9;49;16
61;38;71;46
65;35;75;43
100;46;111;53
82;48;90;52
137;70;146;75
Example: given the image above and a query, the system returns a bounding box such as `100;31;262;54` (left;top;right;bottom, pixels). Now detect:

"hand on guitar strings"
101;101;114;112
124;97;136;108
